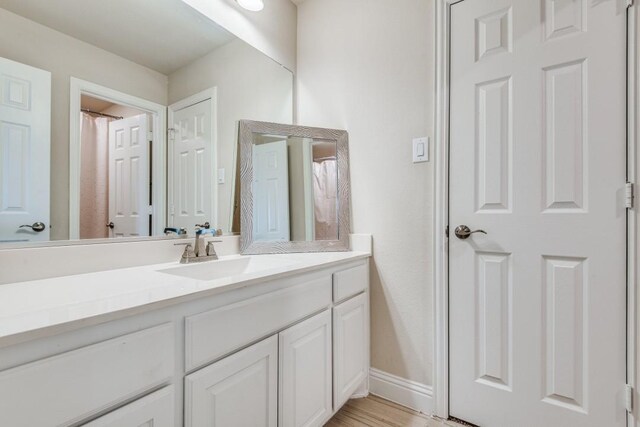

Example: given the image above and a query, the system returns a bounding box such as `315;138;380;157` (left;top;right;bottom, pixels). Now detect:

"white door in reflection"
170;98;213;232
108;114;150;237
253;140;290;241
0;56;51;242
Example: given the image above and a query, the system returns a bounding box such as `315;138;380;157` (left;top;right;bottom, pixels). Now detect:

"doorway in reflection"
79;95;150;239
251;135;338;243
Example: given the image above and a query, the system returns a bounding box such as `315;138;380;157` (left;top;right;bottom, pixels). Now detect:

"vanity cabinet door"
279;310;332;427
184;335;277;427
82;386;174;427
333;292;368;409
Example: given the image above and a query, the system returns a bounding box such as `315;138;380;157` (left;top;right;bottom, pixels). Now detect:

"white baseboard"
369;368;433;414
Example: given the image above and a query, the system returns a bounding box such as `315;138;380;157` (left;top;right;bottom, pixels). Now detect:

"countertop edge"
0;252;371;348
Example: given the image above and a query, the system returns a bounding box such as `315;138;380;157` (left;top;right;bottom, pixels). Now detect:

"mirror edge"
238;120;351;254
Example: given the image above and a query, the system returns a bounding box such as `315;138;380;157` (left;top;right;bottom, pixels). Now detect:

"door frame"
69;77;167;239
432;0;638;424
167;88;218;231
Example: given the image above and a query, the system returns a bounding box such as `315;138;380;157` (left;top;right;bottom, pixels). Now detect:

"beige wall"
0;9;168;240
168;38;294;232
181;0;297;72
288;138;307;241
296;0;435;385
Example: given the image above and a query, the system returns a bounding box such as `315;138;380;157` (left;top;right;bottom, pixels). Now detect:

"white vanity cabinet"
0;257;369;427
82;386;175;427
332;263;370;408
333;292;369;409
279;310;333;427
185;336;278;427
0;324;174;427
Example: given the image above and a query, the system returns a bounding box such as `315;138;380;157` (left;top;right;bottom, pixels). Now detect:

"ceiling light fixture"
237;0;264;11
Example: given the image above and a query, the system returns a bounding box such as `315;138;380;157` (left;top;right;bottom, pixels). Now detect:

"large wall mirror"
0;0;293;246
238;121;350;254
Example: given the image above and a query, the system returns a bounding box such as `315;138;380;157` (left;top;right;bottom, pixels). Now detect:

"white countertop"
0;251;369;346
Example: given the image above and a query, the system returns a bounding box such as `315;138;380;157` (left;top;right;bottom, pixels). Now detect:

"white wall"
168;38;293;232
181;0;297;72
296;0;435;386
0;8;168;241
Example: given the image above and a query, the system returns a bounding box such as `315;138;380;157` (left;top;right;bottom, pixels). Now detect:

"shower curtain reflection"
79;112;113;239
312;158;337;240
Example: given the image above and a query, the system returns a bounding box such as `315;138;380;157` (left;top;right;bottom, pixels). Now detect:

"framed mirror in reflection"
238;121;351;254
0;0;293;246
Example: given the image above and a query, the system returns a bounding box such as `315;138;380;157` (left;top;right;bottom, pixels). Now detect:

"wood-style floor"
326;395;465;427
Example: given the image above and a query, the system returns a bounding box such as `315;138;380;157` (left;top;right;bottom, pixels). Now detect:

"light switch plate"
217;168;225;184
413;137;429;163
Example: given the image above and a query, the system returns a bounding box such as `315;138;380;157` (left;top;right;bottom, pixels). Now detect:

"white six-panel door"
108;114;149;237
170;98;213;232
0;56;50;242
449;0;627;426
253;140;290;241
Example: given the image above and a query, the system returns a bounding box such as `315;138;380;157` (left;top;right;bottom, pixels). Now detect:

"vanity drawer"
333;261;368;303
0;324;174;427
82;386;174;427
185;274;332;371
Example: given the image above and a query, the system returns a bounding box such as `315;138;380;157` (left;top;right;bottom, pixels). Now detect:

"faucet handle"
206;241;222;258
196;228;218;236
179;244;194;263
164;227;187;236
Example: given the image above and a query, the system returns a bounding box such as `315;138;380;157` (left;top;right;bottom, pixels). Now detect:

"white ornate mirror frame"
239;120;351;254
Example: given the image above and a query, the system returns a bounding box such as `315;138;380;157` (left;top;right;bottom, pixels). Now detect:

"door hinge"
147;205;153;215
627;0;634;8
626;182;635;209
445;225;449;238
625;384;634;413
147;130;153;141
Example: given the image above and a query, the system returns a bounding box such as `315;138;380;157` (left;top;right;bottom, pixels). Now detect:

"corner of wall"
180;0;297;73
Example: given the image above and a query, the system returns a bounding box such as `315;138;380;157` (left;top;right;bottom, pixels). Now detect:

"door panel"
449;0;626;426
333;293;368;409
108;114;149;237
252;140;290;241
170;99;213;232
0;56;50;242
279;310;332;427
184;336;277;427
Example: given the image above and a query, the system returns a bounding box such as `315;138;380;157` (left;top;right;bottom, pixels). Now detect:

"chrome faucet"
178;227;222;264
194;228;218;258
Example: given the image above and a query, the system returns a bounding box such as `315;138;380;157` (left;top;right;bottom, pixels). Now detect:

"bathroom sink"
158;255;299;281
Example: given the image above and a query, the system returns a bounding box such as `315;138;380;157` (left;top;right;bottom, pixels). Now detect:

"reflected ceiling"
0;0;235;74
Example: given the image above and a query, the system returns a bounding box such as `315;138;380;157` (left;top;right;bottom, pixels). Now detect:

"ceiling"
80;95;114;112
0;0;236;75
